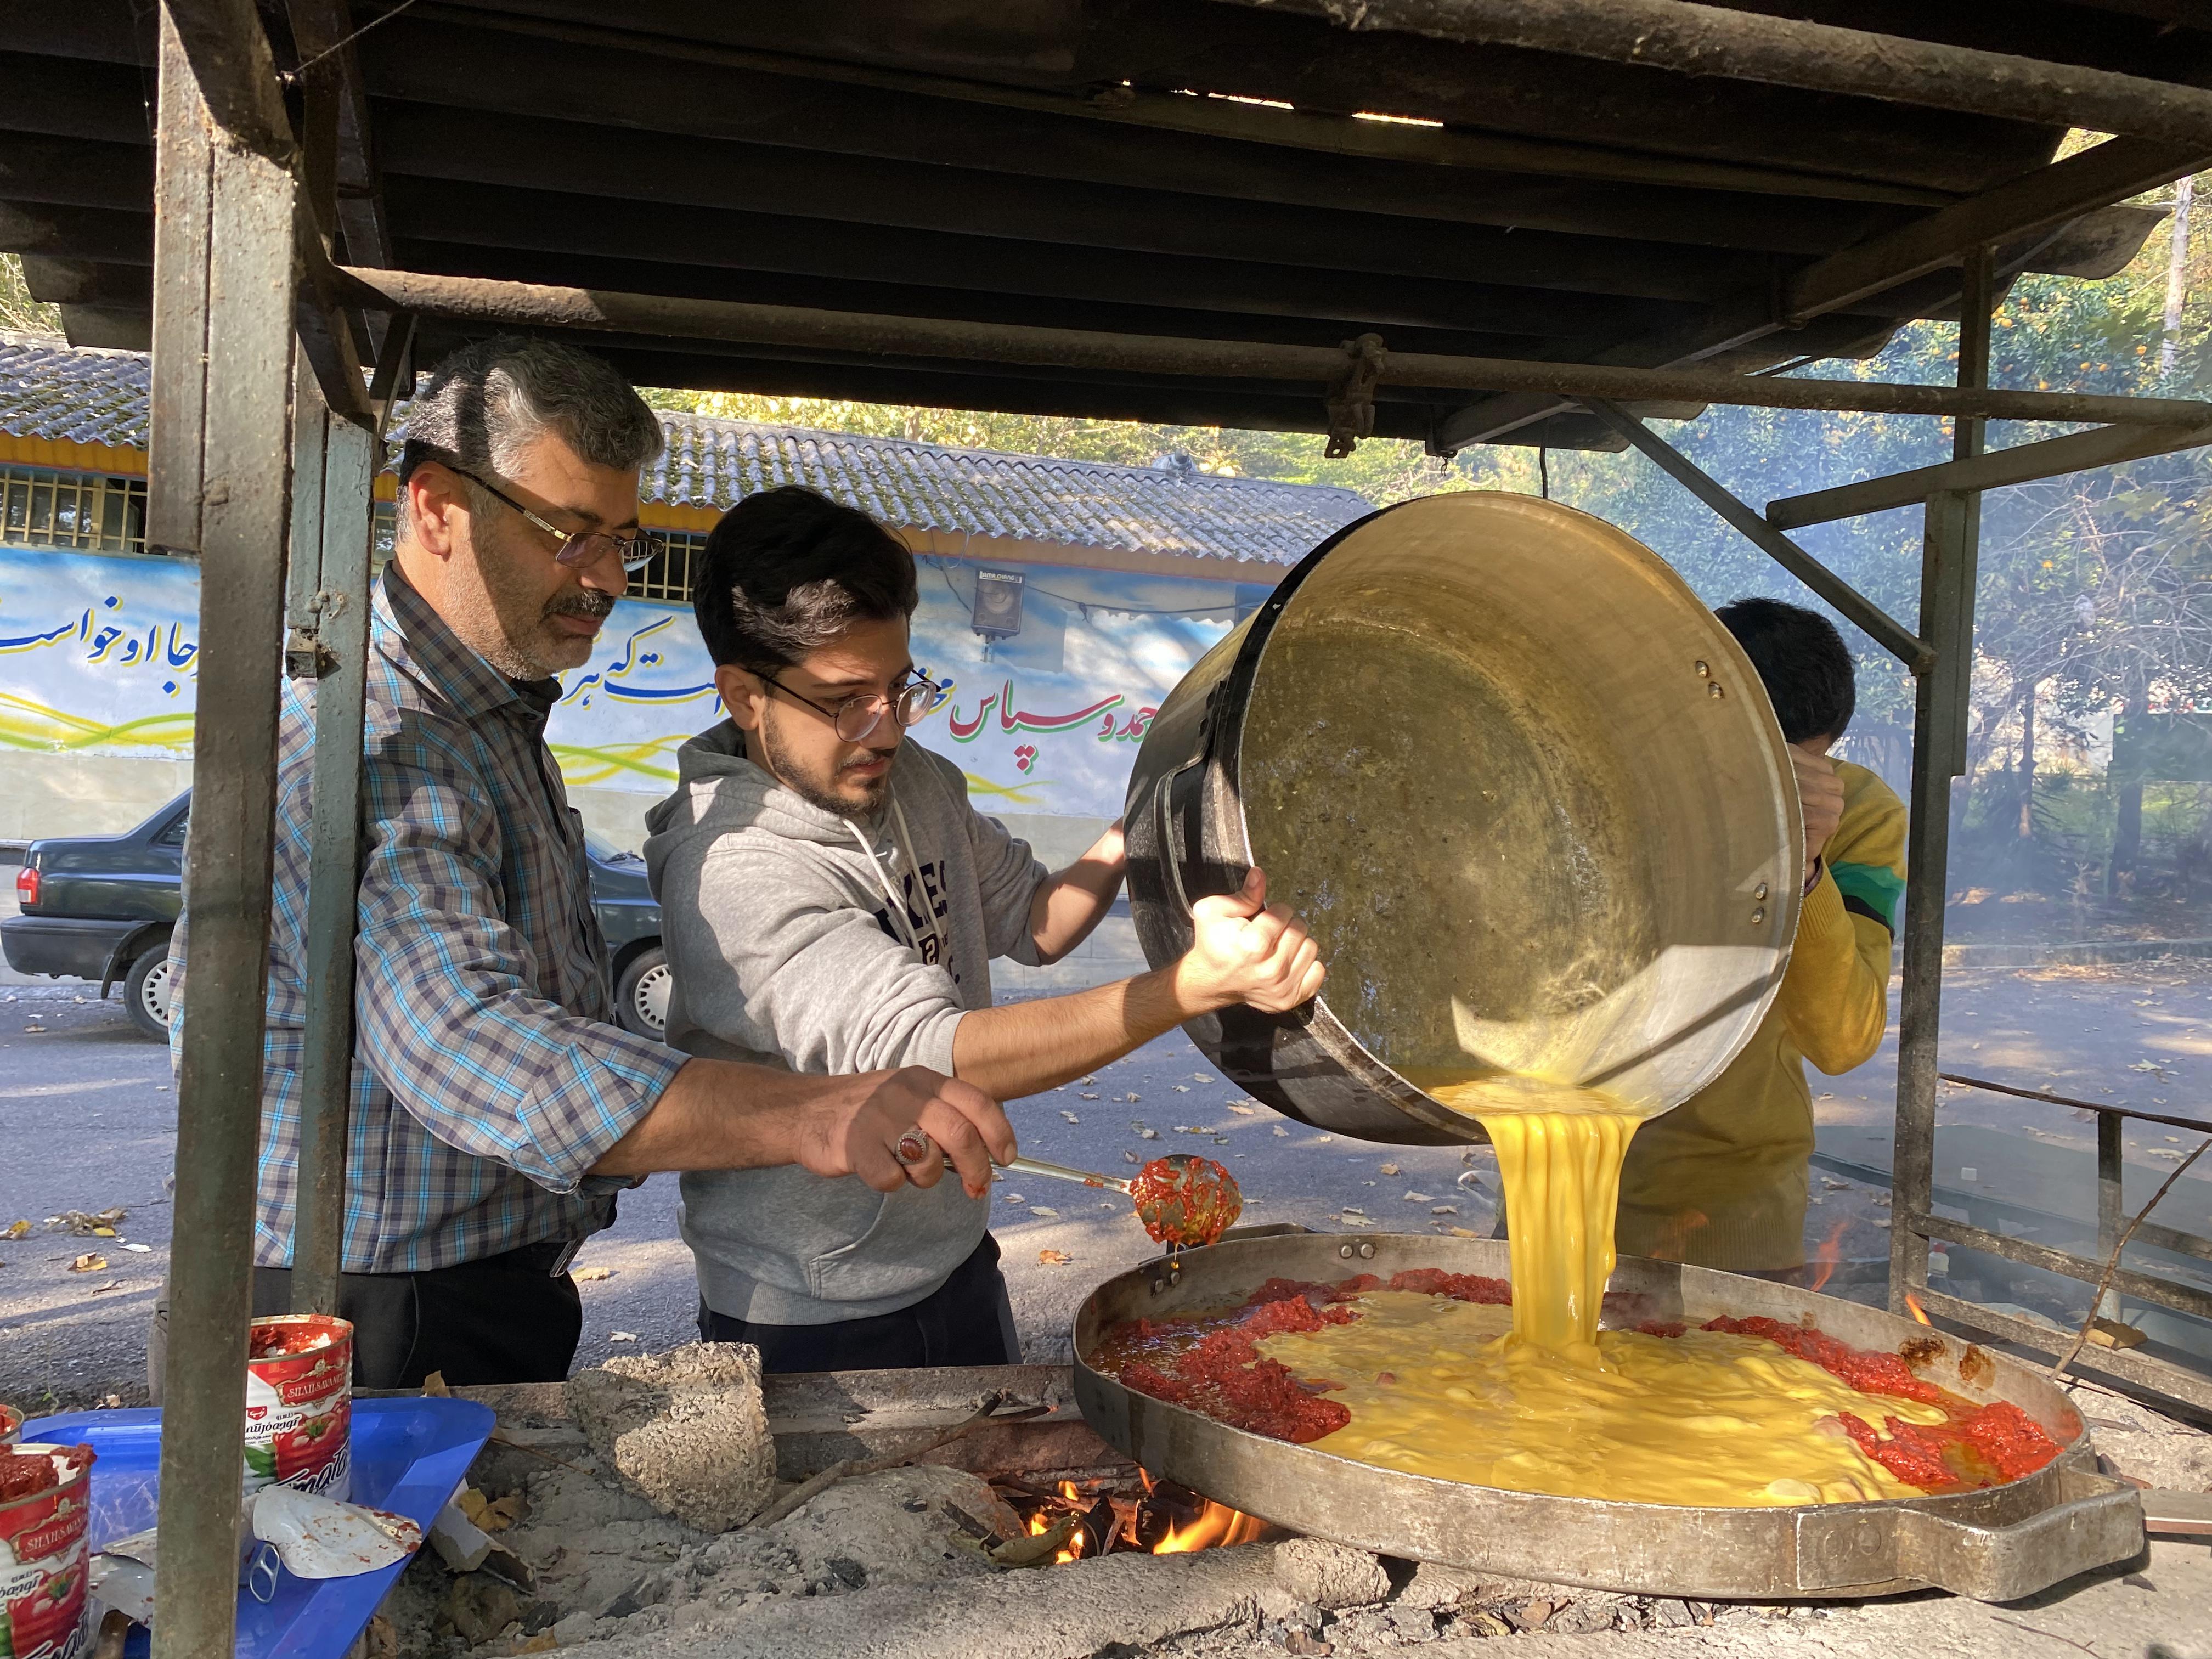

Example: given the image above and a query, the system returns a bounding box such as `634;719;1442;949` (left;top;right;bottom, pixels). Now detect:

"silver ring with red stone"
895;1130;933;1167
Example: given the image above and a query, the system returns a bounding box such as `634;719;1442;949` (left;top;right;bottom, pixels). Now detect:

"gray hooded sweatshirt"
642;720;1049;1324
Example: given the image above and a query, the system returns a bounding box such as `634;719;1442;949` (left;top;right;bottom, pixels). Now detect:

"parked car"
2;791;670;1042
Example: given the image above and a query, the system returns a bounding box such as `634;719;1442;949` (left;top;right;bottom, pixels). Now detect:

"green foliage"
0;255;62;336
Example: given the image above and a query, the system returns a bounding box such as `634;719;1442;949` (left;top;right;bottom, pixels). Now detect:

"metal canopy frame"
126;2;2212;1650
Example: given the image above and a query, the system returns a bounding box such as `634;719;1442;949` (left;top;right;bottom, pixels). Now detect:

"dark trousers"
250;1240;583;1387
698;1233;1019;1374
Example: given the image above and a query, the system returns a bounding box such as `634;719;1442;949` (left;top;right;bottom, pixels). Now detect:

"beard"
452;515;616;680
755;710;895;820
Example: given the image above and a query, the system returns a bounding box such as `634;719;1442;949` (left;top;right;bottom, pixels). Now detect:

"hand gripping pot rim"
0;1442;95;1659
245;1314;353;1505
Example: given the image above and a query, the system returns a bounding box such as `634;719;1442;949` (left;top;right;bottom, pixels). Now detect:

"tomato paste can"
244;1314;352;1503
0;1442;95;1659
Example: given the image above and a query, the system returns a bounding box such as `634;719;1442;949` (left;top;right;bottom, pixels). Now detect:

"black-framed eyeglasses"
763;669;945;743
445;464;666;573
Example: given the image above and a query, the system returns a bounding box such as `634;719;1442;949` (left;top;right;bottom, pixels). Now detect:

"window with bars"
1;465;149;554
629;533;706;605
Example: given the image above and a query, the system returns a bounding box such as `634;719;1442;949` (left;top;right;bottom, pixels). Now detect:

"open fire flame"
1805;1215;1851;1294
1905;1293;1932;1325
1011;1473;1268;1562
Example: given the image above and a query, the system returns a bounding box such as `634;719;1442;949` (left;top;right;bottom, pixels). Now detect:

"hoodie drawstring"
848;798;945;965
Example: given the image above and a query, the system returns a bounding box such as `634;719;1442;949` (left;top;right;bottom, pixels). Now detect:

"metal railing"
1893;1072;2212;1412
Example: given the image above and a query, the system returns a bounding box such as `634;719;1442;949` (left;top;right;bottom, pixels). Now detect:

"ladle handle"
973;1154;1132;1195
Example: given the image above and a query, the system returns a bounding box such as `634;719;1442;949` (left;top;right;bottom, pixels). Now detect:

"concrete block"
1272;1537;1389;1610
568;1342;777;1532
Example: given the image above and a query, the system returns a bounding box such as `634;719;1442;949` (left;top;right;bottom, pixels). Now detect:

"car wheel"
125;943;175;1041
616;946;670;1040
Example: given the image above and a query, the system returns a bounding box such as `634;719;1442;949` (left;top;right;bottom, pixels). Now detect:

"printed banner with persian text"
0;546;1242;821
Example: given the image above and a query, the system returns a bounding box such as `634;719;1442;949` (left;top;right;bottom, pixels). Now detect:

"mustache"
545;589;616;623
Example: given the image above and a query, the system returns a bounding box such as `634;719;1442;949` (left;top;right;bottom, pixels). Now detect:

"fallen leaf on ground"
1171;1085;1189;1092
1137;1128;1159;1139
1038;1249;1072;1265
1123;1151;1140;1164
608;1331;637;1342
2;1220;26;1239
1028;1206;1059;1219
572;1265;614;1281
1272;1125;1289;1137
1377;1163;1401;1177
48;1209;126;1236
89;1280;122;1294
421;1372;452;1396
1059;1110;1080;1124
1403;1192;1434;1203
1446;1227;1481;1238
481;1493;528;1531
1123;1093;1142;1103
1226;1103;1257;1116
69;1252;107;1272
23;1025;43;1034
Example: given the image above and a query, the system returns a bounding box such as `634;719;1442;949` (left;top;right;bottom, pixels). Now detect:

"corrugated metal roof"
0;332;1372;566
0;332;150;450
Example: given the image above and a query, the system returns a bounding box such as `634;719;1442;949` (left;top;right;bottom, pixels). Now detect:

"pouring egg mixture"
1093;1075;2063;1507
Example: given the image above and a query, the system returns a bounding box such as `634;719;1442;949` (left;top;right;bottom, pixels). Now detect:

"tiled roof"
647;413;1371;565
0;332;1372;565
0;332;150;449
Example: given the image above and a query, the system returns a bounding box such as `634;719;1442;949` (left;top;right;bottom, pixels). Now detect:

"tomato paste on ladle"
1129;1154;1243;1248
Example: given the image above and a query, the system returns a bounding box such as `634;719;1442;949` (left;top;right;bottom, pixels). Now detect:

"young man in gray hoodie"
645;487;1326;1372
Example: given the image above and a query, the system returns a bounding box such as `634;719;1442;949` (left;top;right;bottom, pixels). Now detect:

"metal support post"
2096;1113;2126;1320
148;4;300;1656
1890;246;1993;1318
289;379;375;1316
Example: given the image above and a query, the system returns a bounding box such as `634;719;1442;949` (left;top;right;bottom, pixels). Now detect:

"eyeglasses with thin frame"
443;463;667;574
763;669;945;743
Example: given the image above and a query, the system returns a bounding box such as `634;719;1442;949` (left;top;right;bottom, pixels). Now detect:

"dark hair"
693;487;919;674
1714;597;1855;744
394;335;662;507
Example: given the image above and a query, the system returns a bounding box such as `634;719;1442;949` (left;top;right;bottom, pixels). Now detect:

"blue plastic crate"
22;1397;495;1659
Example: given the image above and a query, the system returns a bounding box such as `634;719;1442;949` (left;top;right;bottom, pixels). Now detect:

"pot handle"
1795;1466;2142;1600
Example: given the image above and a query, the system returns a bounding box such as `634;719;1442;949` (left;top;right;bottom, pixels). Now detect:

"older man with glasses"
641;486;1327;1372
168;337;1012;1387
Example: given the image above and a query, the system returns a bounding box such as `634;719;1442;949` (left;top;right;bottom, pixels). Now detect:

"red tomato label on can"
0;1444;94;1659
244;1315;353;1504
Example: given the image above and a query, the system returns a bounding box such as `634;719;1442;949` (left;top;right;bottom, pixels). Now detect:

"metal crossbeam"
1227;0;2212;150
1768;421;2212;529
337;265;2212;430
1580;399;1926;669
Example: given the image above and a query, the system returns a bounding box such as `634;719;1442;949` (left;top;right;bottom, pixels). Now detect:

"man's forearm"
950;966;1197;1101
1029;823;1126;963
589;1058;816;1176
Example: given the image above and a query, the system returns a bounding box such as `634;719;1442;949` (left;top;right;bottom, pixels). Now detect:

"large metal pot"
1124;493;1803;1145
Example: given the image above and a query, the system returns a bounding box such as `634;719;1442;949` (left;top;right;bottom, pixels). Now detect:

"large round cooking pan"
1073;1233;2143;1600
1123;493;1803;1144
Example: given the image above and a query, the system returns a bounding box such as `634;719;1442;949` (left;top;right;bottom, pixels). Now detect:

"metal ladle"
964;1152;1244;1248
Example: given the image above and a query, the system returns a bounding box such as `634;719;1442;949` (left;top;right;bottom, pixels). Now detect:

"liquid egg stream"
1261;1072;1942;1506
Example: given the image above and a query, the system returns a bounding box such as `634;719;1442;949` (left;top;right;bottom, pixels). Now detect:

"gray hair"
394;335;663;528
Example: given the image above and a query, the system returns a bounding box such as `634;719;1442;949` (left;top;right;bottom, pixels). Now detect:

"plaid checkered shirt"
171;565;687;1272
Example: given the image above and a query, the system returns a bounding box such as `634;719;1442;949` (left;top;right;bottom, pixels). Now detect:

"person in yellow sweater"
1616;597;1906;1275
